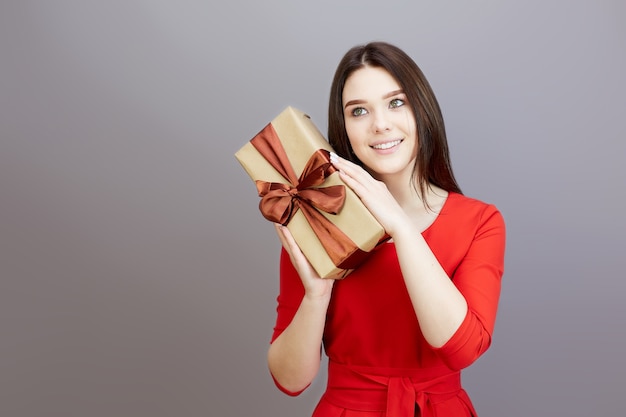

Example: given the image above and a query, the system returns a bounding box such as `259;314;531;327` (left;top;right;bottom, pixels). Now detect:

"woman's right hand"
274;223;335;299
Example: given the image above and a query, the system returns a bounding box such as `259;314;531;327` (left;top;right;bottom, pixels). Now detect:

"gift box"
235;106;387;279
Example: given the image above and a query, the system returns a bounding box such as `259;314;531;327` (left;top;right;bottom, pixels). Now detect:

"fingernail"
329;152;338;163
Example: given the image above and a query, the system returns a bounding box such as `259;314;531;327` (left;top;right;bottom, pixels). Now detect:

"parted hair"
327;41;462;197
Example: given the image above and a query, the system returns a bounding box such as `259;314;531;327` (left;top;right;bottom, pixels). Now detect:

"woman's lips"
371;139;403;150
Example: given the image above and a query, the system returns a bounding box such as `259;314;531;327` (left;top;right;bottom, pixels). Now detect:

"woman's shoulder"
442;192;504;228
447;192;500;211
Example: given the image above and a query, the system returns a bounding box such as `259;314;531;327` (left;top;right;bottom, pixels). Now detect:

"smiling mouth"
371;139;403;150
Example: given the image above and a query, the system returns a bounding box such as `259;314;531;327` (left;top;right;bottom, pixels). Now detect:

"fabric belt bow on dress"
320;361;470;417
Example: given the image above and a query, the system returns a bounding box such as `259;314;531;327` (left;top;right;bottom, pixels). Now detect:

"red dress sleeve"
433;204;506;370
269;248;309;396
270;248;305;344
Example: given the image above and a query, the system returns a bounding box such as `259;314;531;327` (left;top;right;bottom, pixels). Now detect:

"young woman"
268;41;506;417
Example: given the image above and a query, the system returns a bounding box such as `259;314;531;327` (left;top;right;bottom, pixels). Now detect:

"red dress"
270;192;506;416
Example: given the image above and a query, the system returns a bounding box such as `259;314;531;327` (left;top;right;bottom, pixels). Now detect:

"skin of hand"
328;152;411;238
274;223;335;298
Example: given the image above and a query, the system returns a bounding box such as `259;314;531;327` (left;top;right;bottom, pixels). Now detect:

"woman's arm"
267;225;334;394
394;206;505;368
329;154;481;349
392;225;469;347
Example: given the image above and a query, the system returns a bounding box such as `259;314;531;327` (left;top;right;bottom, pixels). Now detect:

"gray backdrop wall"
1;1;624;416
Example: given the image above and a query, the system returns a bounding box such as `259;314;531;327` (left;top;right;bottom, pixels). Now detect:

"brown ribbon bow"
253;137;345;225
251;123;372;271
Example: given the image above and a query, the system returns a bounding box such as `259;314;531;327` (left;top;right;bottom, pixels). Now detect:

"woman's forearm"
392;225;468;348
267;292;331;393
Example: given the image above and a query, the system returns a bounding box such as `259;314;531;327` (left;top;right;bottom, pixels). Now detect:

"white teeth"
372;140;402;150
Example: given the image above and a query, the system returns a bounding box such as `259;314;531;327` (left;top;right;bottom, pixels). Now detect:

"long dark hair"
328;41;462;199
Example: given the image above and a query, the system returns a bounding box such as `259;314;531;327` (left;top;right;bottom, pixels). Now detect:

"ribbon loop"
250;122;377;272
254;150;344;225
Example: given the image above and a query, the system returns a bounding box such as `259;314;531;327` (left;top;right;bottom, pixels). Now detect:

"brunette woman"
269;41;505;417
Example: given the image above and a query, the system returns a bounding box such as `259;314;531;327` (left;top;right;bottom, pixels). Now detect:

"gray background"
1;1;624;416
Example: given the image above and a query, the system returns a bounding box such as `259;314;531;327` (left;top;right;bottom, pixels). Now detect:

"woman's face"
342;66;418;181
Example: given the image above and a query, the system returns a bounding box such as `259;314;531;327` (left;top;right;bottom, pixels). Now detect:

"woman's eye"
390;98;405;108
351;107;367;117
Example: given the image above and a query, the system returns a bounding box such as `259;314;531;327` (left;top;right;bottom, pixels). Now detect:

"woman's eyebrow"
344;99;365;109
383;89;404;99
344;89;405;109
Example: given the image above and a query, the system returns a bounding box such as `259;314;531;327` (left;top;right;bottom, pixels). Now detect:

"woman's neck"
382;174;447;214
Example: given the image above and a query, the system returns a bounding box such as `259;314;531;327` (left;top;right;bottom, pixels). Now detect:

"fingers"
274;223;289;249
330;152;367;179
329;152;403;235
330;152;383;200
275;223;295;251
275;223;317;277
275;223;299;261
330;152;365;192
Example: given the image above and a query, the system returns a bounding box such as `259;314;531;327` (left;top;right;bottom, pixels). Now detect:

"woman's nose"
372;111;391;133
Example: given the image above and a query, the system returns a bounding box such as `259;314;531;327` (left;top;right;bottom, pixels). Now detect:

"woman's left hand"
329;152;408;237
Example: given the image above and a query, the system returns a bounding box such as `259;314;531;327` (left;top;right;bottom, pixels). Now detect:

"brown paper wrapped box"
235;106;387;279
